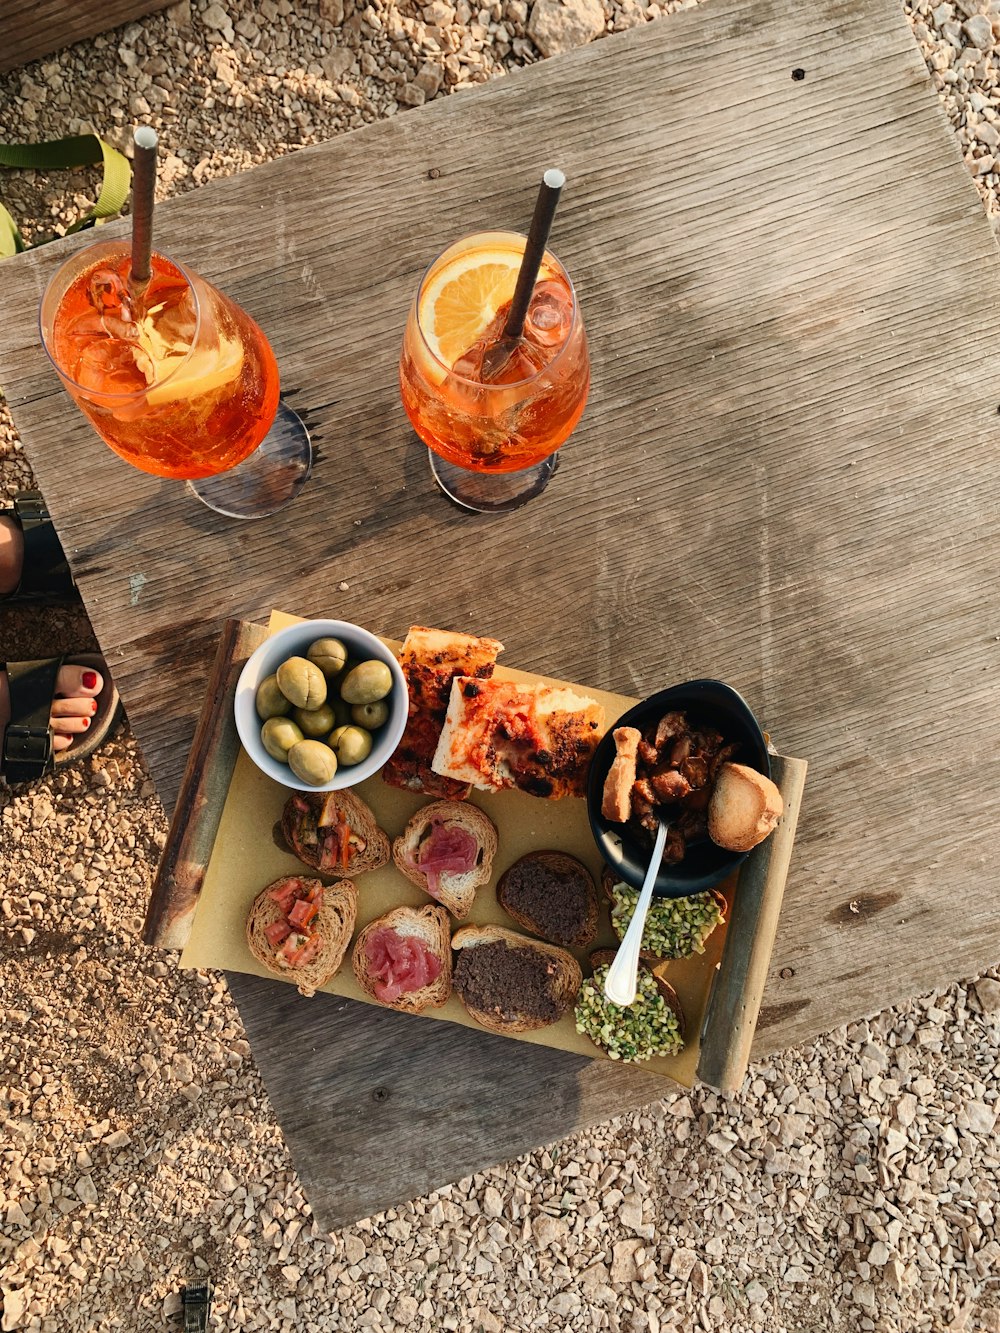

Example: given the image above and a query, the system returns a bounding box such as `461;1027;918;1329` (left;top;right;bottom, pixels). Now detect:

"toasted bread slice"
246;876;357;998
392;800;498;919
352;904;452;1013
576;950;686;1060
708;762;783;852
281;789;390;876
451;924;582;1034
496;851;599;949
432;677;605;799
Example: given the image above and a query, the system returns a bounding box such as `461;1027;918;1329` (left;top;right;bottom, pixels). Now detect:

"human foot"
0;663;105;755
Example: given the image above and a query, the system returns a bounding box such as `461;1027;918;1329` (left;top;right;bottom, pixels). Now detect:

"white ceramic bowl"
234;619;408;792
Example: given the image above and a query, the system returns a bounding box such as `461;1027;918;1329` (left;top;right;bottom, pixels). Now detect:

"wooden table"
3;0;1000;1230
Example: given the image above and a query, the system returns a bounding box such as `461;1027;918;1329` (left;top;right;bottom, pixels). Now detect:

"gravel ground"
3;2;1000;1330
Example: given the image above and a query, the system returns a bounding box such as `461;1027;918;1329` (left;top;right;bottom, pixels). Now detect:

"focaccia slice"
431;676;606;799
382;626;503;799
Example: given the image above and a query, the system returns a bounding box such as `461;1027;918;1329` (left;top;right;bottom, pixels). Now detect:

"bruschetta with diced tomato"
246;875;357;997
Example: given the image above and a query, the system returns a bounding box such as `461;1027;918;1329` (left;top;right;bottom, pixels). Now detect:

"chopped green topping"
575;966;684;1063
609;882;724;959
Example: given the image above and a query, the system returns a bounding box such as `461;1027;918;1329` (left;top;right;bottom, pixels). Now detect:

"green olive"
340;659;393;705
327;725;350;749
261;716;303;763
331;696;354;729
256;674;292;721
307;637;349;680
287;739;338;785
331;725;373;767
293;702;337;738
275;656;327;710
352;700;389;729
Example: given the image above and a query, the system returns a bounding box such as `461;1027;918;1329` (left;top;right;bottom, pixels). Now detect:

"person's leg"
1;512;108;757
0;515;24;596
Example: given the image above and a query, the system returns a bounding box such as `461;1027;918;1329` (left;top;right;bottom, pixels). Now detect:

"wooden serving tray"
144;615;807;1091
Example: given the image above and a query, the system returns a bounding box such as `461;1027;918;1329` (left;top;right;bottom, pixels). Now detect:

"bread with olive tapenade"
496;851;599;949
451;924;582;1034
281;789;390;876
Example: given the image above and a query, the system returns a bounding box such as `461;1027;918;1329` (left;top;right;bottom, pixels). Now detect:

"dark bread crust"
496;851;598;949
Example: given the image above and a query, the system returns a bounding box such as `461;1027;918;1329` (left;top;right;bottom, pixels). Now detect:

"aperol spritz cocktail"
41;239;309;516
399;230;589;512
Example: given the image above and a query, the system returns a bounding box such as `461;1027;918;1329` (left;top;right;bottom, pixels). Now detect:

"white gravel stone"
527;0;605;56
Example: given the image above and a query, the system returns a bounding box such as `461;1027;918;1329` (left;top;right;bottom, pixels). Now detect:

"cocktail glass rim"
39;236;203;404
411;228;582;391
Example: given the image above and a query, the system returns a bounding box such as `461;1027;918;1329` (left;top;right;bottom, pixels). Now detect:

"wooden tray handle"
142;617;267;950
696;753;808;1092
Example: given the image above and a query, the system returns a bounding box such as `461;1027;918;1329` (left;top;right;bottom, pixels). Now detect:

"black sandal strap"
9;490;76;603
2;657;58;782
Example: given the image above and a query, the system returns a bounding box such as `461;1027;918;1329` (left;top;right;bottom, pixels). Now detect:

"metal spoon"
604;819;668;1008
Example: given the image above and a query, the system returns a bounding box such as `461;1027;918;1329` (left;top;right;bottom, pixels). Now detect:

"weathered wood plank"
697;755;808;1091
229;970;668;1232
0;0;171;74
0;0;998;1162
142;618;267;949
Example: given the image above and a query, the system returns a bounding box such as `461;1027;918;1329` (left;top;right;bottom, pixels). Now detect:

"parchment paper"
181;612;737;1085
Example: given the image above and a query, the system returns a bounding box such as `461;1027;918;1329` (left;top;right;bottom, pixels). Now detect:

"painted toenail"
91;699;98;713
82;671;98;689
80;717;90;728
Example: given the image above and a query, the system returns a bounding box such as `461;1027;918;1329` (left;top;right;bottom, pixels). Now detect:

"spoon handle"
604;820;668;1007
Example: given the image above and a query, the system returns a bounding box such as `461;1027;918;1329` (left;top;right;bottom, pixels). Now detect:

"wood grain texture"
697;755;808;1091
1;0;998;1067
142;618;267;949
227;968;668;1232
0;0;171;74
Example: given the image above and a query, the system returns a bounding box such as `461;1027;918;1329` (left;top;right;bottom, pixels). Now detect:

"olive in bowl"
235;619;408;792
586;679;770;898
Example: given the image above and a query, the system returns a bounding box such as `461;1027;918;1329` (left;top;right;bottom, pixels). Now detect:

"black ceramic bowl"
586;679;770;899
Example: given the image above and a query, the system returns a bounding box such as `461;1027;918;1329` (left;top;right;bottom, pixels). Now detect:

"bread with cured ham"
352;904;452;1013
391;799;498;919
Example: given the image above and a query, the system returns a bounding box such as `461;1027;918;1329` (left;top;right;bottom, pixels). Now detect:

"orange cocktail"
41;240;280;481
399;231;589;511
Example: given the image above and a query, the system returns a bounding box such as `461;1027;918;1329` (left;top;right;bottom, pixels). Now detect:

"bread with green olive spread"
575;954;685;1062
496;851;599;949
451;924;582;1034
601;867;726;960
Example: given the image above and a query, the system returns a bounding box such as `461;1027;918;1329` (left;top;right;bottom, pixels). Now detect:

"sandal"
2;654;122;783
1;489;78;605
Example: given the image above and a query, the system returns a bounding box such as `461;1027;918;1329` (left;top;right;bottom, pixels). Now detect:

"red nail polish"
82;671;98;689
81;717;90;729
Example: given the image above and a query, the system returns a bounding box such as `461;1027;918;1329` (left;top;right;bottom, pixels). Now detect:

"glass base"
428;448;559;513
187;401;312;518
